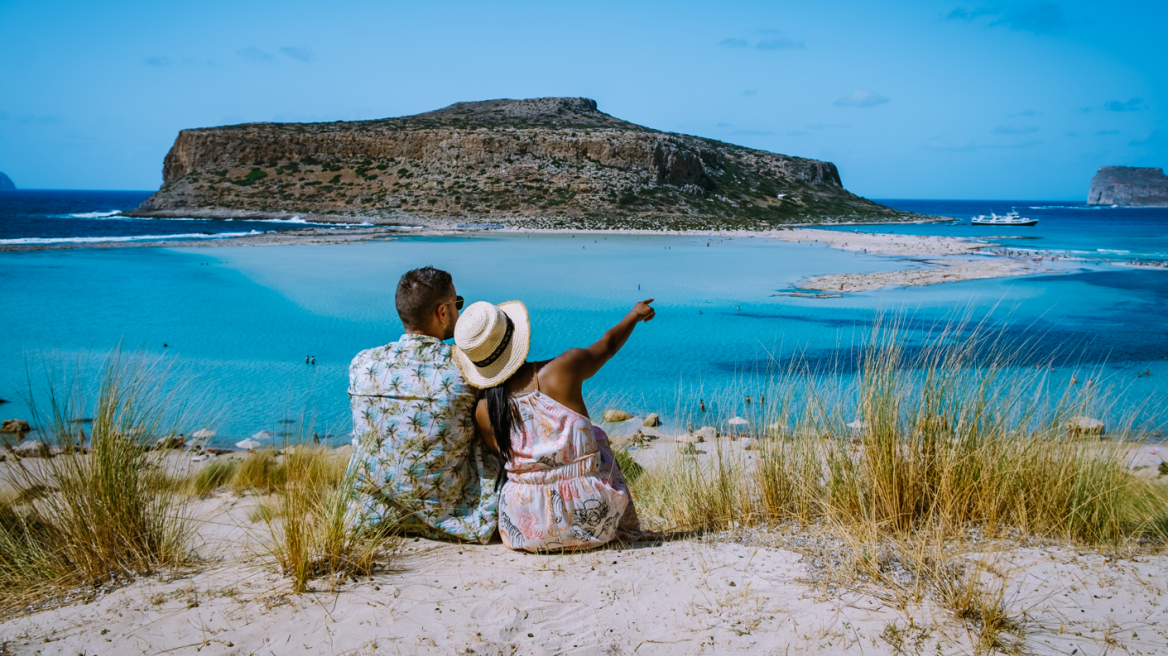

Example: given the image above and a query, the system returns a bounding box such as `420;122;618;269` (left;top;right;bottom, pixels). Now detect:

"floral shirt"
345;334;498;543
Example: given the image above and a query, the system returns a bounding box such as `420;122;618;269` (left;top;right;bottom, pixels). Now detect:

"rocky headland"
129;97;935;230
1087;166;1168;207
0;172;15;191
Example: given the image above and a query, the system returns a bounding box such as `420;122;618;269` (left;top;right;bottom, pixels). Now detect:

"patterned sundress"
497;378;642;552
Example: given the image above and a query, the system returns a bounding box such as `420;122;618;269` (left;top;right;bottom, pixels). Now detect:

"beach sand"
4;438;1167;655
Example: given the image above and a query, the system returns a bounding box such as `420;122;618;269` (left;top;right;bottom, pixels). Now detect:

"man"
346;267;498;542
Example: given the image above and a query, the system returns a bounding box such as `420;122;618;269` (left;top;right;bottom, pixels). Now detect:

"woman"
452;298;656;552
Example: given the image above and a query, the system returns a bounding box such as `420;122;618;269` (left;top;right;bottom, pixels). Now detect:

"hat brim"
453;300;531;389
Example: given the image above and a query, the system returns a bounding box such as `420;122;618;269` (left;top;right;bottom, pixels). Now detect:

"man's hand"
631;298;655;323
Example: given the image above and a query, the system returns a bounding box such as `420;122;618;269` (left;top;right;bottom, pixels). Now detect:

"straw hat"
453;300;530;388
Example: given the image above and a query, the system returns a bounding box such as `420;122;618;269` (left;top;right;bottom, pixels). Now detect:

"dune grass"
629;315;1168;544
252;445;396;593
0;353;194;606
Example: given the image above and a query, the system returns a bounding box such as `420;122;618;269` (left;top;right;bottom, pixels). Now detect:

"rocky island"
0;172;15;191
1087;166;1168;207
130;97;932;230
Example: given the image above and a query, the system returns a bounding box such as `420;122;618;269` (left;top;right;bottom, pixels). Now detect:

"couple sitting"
345;267;654;551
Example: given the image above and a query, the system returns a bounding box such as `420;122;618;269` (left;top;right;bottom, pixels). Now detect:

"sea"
1;190;1166;447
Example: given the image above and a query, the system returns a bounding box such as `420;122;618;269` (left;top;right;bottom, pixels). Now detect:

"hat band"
471;315;514;368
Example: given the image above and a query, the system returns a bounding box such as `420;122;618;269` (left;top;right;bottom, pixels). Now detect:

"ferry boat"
970;209;1038;226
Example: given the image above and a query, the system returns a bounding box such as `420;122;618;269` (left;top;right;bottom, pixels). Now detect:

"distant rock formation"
129;97;931;229
0;172;15;191
1088;166;1168;207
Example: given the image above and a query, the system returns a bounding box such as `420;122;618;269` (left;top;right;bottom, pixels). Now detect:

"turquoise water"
2;231;1166;445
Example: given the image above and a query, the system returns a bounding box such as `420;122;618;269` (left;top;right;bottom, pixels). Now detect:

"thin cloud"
1130;131;1156;146
145;56;212;67
1094;130;1120;136
279;47;314;62
238;47;276;63
717;38;749;48
993;124;1039;135
1104;98;1145;112
946;6;996;21
834;90;889;108
946;2;1068;35
991;2;1067;34
757;38;803;50
923;138;975;152
984;139;1043;149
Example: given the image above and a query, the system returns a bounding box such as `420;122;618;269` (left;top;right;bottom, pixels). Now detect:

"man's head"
396;267;461;340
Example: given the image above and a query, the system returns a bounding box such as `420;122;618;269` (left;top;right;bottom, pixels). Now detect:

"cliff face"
133;97;914;228
1088;166;1168;207
0;172;14;191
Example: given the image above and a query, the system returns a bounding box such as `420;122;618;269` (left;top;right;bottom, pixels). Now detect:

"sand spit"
770;228;1061;292
2;491;1166;656
799;258;1051;293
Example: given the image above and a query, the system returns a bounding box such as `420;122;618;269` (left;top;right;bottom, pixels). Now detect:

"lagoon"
3;228;1167;444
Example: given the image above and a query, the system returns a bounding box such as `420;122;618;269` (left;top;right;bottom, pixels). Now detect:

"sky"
0;0;1164;199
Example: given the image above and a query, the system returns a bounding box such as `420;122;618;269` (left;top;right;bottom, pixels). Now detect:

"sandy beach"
2;438;1167;655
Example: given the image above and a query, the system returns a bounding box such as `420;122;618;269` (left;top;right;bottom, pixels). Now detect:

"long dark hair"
485;382;519;491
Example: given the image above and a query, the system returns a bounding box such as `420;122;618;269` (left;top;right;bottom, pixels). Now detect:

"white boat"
971;209;1038;226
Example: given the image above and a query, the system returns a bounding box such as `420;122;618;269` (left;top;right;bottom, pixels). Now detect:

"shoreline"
0;217;1137;293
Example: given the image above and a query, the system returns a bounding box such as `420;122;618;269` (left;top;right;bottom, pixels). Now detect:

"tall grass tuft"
632;314;1168;545
0;352;193;602
257;445;396;593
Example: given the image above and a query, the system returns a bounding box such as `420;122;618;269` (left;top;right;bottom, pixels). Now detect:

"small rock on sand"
695;426;717;441
676;433;703;444
1067;416;1105;437
603;409;633;422
1;419;31;433
642;413;661;427
13;440;50;458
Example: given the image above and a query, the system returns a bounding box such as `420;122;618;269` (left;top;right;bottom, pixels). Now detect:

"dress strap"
533;361;541;392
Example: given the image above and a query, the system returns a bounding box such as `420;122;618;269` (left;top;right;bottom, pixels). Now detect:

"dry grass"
632;316;1167;544
255;445;398;593
0;352;194;606
625;316;1167;652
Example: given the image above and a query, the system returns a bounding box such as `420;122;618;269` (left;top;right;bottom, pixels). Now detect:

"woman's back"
458;298;657;551
497;372;638;551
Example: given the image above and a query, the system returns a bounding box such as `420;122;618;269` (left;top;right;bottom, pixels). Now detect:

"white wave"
0;230;265;245
1098;249;1131;254
1026;205;1111;210
53;210;124;218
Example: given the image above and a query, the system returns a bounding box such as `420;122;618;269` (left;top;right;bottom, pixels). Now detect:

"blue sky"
0;0;1163;199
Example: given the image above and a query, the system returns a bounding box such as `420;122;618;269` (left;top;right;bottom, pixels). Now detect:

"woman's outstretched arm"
559;299;655;382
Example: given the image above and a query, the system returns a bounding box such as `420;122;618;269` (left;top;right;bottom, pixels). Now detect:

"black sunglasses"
449;295;464;311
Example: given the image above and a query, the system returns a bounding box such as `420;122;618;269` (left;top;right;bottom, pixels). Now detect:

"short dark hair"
396;267;453;329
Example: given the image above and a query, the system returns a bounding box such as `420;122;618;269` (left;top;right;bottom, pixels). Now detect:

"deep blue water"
838;199;1168;263
0;190;362;245
1;193;1166;446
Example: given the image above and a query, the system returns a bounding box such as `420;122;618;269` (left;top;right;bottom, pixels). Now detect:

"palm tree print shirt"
346;334;499;543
